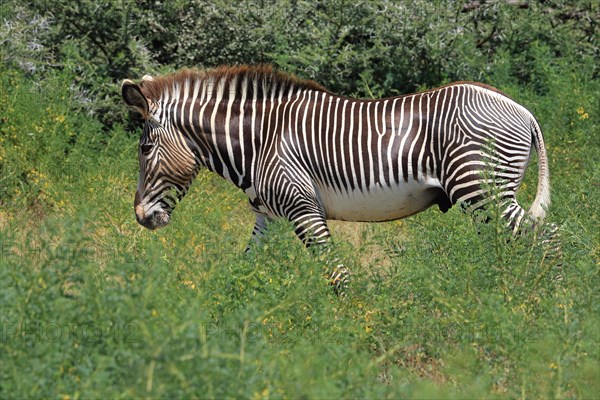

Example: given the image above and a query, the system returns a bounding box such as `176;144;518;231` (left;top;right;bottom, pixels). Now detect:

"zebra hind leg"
501;198;529;234
503;198;564;279
538;222;564;281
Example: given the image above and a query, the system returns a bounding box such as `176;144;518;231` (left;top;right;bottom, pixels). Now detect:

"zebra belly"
317;178;443;222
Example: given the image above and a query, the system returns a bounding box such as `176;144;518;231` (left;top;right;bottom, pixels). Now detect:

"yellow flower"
182;280;196;289
576;107;589;120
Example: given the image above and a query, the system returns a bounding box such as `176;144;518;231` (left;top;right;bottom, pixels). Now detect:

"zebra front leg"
327;263;351;297
289;208;350;296
245;212;273;253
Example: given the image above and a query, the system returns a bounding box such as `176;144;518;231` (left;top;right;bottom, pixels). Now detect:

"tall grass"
1;61;598;398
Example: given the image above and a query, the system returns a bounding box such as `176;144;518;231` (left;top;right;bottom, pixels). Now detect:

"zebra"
122;65;552;288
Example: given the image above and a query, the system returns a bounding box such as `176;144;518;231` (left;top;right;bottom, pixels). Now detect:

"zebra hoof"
327;265;350;297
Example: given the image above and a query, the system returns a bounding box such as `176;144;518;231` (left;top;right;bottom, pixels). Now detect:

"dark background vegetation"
4;0;598;128
1;1;598;398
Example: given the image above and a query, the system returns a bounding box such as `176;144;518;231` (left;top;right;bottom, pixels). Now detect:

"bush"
2;1;596;128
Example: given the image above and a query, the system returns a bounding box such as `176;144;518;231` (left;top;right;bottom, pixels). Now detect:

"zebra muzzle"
135;204;146;221
135;204;170;230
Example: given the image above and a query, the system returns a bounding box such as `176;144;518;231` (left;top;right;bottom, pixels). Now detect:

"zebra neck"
180;97;258;191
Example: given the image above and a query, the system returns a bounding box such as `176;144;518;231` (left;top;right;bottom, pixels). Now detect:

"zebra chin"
135;206;171;230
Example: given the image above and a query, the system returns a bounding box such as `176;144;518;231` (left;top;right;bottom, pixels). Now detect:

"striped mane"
139;65;330;102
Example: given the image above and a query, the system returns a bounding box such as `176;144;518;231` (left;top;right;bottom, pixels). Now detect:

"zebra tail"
528;117;551;222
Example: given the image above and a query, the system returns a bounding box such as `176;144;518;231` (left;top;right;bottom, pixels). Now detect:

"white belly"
317;177;443;222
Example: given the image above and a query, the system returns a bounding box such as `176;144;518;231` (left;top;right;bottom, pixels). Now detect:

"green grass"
1;65;598;398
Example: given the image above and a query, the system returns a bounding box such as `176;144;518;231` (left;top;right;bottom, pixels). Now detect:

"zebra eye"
140;143;153;155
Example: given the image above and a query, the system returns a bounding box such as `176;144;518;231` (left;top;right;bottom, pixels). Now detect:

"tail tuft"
528;118;551;222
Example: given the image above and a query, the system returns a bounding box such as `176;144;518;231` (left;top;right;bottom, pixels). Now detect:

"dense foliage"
3;1;597;127
1;1;598;398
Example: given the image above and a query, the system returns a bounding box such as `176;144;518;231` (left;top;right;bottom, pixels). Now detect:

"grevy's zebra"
122;65;550;269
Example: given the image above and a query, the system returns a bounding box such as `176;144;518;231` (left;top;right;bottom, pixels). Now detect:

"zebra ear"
121;80;150;119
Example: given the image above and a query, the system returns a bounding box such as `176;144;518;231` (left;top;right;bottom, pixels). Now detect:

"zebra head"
121;78;198;230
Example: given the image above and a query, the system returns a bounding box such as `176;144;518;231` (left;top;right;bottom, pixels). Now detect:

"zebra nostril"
135;205;145;221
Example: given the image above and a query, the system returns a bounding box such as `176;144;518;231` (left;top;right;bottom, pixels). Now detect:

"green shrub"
3;1;596;127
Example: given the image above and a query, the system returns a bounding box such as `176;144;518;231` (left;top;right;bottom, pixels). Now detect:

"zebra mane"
138;65;330;102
